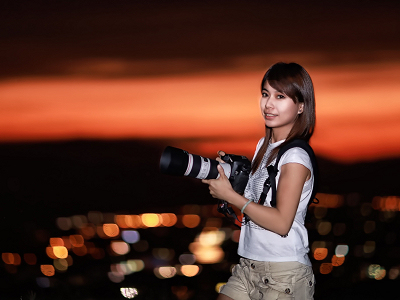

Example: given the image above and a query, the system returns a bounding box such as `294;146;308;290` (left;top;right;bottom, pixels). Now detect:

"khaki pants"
220;258;315;300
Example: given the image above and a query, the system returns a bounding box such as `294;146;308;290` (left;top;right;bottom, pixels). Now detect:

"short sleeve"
278;147;313;173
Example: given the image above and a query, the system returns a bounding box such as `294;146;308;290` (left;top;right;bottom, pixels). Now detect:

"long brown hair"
251;62;316;173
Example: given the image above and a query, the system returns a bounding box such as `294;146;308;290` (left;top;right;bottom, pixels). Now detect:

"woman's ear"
298;103;304;114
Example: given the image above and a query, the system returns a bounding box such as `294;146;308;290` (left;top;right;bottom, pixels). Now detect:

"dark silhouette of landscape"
1;139;400;299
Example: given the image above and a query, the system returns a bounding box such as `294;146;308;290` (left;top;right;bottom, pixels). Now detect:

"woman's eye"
262;92;268;97
277;94;285;99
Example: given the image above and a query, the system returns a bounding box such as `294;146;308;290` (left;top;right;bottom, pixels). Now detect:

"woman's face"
260;82;303;140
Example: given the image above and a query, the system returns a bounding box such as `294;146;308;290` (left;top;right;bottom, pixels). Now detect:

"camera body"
219;153;251;195
159;146;251;195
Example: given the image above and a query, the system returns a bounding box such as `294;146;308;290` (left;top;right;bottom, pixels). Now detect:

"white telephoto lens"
196;158;211;179
184;154;194;176
218;163;231;179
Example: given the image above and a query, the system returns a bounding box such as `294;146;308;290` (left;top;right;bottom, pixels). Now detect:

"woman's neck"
270;129;289;143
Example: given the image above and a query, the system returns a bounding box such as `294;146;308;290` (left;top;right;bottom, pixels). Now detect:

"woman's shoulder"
278;147;313;171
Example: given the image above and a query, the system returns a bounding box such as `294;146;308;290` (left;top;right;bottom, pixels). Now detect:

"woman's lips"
264;112;277;120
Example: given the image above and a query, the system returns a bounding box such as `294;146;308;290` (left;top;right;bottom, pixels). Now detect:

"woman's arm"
202;162;310;236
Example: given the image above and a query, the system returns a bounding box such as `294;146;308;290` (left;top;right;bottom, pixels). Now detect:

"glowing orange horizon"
1;63;400;163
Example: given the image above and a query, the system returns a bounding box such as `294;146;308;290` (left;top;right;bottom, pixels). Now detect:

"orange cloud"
0;62;400;162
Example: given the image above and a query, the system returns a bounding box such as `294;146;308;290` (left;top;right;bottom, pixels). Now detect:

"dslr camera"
159;146;251;195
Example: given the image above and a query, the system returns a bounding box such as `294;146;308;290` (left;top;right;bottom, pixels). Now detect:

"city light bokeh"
3;190;400;298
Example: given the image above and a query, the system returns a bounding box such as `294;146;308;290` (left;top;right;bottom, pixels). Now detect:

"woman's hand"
202;151;235;201
215;150;226;164
202;164;235;201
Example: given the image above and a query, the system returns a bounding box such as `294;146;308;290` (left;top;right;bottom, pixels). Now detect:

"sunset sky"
1;58;400;163
1;0;400;163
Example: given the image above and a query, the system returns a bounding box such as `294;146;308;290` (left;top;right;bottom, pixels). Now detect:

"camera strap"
258;165;275;206
218;139;319;227
217;200;242;228
258;139;319;217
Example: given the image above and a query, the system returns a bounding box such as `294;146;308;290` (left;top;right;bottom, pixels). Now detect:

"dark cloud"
1;0;399;78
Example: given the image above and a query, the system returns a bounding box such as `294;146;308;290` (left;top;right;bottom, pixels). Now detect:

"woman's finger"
217;150;226;157
217;165;226;176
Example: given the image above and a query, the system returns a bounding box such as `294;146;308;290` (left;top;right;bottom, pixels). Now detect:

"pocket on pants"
258;271;295;300
295;273;315;299
229;262;256;296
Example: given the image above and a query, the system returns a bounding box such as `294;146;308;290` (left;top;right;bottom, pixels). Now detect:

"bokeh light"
372;196;400;211
80;224;96;239
126;259;145;273
121;230;140;244
189;242;224;264
182;214;201;228
53;259;68;272
88;211;104;225
53;246;68;259
120;287;139;299
179;253;196;265
2;253;22;266
72;245;87;256
70;235;85;247
115;215;144;229
320;263;333;275
46;247;57;259
215;283;226;293
388;266;400;280
313;207;328;219
335;245;349;257
180;265;200;277
62;237;72;249
313;194;344;208
56;217;72;231
40;265;55;276
111;241;130;256
368;264;386;280
314;248;328;261
317;221;332;236
71;215;87;229
154;266;177;279
103;224;120;237
141;214;161;227
198;229;225;246
50;237;64;247
160;213;178;227
108;271;124;283
2;253;15;265
331;255;345;267
363;241;376;254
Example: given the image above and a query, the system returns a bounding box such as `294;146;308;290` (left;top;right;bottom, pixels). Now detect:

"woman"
203;62;316;300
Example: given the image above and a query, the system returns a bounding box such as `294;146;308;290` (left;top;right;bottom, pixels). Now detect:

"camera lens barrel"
160;146;189;176
187;154;220;179
160;146;227;180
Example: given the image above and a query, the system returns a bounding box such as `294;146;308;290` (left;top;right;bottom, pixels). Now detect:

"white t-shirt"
237;138;313;266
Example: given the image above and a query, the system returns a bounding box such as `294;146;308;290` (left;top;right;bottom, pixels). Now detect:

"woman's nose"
264;98;273;109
